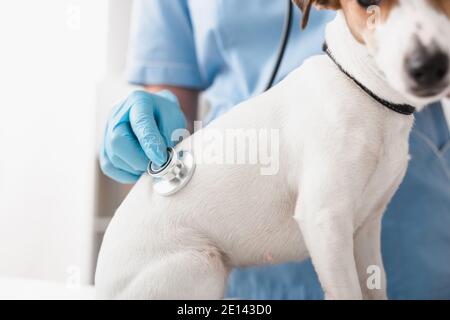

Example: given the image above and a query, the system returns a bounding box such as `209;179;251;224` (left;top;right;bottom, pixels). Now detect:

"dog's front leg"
293;138;382;299
353;171;406;300
354;216;387;300
296;203;362;300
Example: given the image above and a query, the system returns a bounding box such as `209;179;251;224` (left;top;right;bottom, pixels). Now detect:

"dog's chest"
356;129;411;226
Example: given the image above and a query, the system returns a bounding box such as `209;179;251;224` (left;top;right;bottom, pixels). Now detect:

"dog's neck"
325;13;420;110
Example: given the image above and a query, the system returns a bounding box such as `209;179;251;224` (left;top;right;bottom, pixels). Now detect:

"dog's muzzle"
147;147;196;196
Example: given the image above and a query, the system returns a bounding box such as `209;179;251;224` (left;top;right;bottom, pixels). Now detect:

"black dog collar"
323;43;416;116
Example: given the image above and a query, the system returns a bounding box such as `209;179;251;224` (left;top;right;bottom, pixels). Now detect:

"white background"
0;0;133;286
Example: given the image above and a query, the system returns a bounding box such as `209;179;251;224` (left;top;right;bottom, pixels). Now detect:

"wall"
0;0;131;285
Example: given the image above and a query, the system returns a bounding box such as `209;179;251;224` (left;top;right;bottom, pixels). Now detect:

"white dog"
95;0;450;300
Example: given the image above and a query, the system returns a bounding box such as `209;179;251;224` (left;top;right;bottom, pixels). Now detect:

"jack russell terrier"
95;0;450;300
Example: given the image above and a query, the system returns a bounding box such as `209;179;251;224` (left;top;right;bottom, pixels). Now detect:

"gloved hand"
100;90;186;184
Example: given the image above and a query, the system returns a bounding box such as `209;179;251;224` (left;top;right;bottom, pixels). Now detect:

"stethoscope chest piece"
147;147;196;196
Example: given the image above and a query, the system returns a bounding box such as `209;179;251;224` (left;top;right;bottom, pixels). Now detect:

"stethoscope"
148;0;294;196
147;147;196;196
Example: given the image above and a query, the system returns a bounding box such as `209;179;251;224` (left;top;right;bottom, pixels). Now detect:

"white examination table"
0;277;95;300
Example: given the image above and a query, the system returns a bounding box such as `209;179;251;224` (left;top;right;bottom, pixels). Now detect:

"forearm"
145;85;199;132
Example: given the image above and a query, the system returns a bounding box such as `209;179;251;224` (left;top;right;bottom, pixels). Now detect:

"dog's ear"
292;0;315;29
292;0;341;29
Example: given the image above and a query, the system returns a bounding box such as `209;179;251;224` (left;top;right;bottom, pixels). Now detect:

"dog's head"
294;0;450;106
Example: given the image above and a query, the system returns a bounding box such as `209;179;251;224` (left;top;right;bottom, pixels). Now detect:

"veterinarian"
100;0;450;299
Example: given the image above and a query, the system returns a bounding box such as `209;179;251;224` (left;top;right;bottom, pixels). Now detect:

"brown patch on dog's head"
293;1;400;43
292;0;341;29
428;0;450;18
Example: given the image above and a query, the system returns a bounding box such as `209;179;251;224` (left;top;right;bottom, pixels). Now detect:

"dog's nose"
406;47;449;91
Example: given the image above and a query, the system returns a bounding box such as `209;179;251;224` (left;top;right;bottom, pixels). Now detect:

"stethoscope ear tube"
264;0;294;91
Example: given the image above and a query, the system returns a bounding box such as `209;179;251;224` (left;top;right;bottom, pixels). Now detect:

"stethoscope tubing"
264;0;294;91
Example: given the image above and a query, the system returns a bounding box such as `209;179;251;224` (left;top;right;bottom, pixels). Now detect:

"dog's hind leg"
117;248;229;300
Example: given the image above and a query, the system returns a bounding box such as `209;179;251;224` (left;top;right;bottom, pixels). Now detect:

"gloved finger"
153;91;187;147
156;89;179;104
107;97;131;129
108;152;142;176
107;122;149;172
129;100;169;167
99;147;140;184
104;127;143;175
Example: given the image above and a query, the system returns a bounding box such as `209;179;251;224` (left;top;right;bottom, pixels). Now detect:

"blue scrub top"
127;0;450;299
127;0;335;122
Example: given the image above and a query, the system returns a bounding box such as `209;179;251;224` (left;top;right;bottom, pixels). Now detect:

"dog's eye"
357;0;382;8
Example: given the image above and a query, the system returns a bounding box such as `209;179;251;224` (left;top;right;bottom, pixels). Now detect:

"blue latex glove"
100;90;186;184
